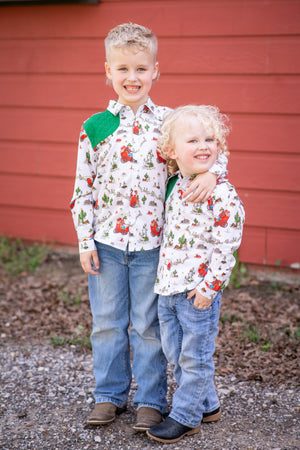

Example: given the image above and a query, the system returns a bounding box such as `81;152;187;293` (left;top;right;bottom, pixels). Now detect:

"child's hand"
187;289;212;309
80;250;100;275
182;172;217;203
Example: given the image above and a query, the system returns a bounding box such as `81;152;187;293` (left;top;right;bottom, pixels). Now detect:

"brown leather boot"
86;402;126;425
133;407;164;431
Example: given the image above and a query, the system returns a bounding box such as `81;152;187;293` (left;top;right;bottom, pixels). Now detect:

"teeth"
126;86;140;91
196;155;209;160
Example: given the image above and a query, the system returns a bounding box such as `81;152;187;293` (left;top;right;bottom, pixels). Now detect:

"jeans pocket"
188;295;212;314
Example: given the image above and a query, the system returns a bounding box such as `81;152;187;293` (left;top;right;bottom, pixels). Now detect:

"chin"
194;167;208;174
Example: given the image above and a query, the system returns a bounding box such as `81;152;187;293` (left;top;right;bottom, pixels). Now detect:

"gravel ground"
1;247;299;449
1;343;299;450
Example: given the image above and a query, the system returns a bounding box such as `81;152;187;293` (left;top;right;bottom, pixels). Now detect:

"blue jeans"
158;291;222;428
88;241;168;413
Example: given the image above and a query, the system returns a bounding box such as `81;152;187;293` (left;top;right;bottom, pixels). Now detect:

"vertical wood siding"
0;0;299;267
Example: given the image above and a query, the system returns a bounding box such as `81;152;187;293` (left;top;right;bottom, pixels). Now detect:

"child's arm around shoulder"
182;153;228;203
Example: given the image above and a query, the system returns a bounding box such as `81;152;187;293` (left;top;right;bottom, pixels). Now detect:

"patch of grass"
240;321;299;351
240;322;271;351
270;279;283;290
294;328;300;339
59;288;81;306
280;325;300;340
220;312;239;324
283;326;291;337
241;320;262;344
229;251;248;288
270;260;284;290
0;235;50;276
50;326;91;349
51;335;68;347
70;325;91;349
261;341;270;351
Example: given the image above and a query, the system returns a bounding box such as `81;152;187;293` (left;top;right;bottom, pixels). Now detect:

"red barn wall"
0;0;299;268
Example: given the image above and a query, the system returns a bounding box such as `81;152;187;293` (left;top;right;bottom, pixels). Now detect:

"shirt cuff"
196;281;220;301
79;238;96;253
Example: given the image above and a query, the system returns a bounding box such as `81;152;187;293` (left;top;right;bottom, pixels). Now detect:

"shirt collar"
107;97;157;117
177;171;196;185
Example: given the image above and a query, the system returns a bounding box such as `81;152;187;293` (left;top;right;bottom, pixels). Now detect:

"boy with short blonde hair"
71;24;227;431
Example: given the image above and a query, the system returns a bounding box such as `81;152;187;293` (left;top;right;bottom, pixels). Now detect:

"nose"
127;69;138;81
198;140;209;150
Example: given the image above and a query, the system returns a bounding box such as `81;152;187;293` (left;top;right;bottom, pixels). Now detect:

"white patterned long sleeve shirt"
70;98;228;253
155;173;245;300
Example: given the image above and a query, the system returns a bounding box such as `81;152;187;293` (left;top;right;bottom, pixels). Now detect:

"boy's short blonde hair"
105;22;158;62
159;105;231;174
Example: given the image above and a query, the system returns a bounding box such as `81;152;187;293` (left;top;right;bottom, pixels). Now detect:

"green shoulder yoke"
83;110;120;148
165;174;179;201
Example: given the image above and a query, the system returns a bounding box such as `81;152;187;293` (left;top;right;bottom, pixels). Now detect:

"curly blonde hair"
105;23;158;62
159;105;231;174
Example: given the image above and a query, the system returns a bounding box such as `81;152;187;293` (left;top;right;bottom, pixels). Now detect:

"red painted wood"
1;173;299;233
238;190;300;230
266;229;300;266
0;39;106;75
2;140;298;195
3;208;299;270
152;76;300;115
227;153;300;192
238;227;266;265
0;141;76;177
1;108;299;155
0;0;299;268
0;206;76;244
1;36;300;75
0;74;108;109
160;37;300;75
1;74;299;115
228;115;300;154
0;174;72;210
0;1;299;39
268;37;300;74
0;107;90;143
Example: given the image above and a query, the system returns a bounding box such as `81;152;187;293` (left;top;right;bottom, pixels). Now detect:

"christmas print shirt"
155;173;245;300
70;98;228;253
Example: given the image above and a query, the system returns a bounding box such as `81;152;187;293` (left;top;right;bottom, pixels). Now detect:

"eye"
206;138;214;142
137;67;146;72
118;67;127;72
188;139;197;143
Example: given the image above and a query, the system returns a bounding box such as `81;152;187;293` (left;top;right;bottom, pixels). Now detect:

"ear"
152;62;160;82
167;145;177;160
105;62;112;80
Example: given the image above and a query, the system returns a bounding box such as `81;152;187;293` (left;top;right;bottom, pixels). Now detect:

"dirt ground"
1;247;299;386
0;247;299;449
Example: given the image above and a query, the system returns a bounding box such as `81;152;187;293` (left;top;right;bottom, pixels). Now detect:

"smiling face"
105;46;159;114
168;114;219;177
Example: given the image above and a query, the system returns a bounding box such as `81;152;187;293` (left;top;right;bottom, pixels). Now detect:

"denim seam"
171;292;220;427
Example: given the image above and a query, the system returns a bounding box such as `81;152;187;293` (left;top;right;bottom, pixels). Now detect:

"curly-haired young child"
147;105;245;443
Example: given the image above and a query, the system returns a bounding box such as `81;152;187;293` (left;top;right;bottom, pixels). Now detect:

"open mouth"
124;85;141;93
195;153;210;161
